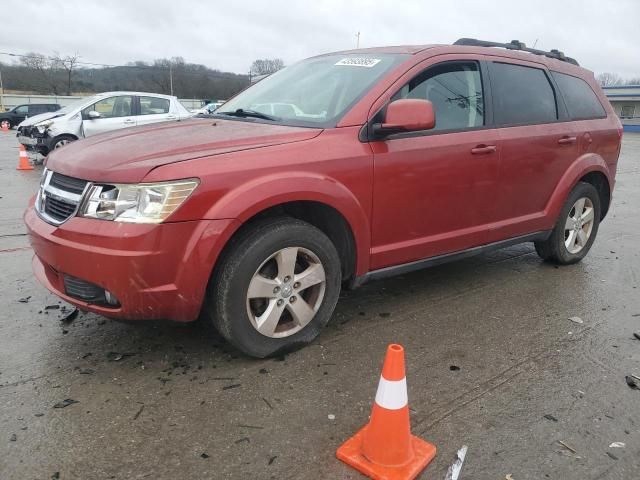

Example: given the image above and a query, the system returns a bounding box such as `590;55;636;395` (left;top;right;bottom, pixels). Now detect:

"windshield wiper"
216;108;278;121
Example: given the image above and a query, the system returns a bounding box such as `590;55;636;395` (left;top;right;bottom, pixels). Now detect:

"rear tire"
207;217;342;358
535;182;601;265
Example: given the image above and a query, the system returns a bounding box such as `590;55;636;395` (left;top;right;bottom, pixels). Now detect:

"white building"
603;85;640;132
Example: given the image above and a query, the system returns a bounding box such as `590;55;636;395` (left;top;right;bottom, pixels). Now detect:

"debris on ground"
222;383;241;390
10;433;17;442
60;307;79;324
444;445;468;480
633;332;640;341
235;437;250;444
18;296;31;303
505;475;514;480
557;440;579;455
568;316;583;324
200;453;209;459
106;352;135;362
53;398;79;409
379;312;391;318
609;442;625;448
544;414;558;422
328;414;336;420
607;452;619;460
449;365;461;371
44;305;60;310
268;456;278;465
625;376;639;390
133;405;145;420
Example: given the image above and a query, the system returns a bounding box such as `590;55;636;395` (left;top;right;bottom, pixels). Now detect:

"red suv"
25;39;622;357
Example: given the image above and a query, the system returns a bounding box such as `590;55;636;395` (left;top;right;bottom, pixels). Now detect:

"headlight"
35;119;54;134
79;179;199;223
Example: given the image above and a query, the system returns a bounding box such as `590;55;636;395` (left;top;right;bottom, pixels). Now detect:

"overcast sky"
2;0;639;78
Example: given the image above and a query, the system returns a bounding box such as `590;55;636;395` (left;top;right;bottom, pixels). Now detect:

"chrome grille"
36;169;90;225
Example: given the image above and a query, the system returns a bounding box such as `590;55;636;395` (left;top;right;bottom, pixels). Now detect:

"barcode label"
335;58;381;68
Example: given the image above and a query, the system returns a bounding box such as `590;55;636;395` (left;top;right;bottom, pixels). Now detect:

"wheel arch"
545;153;613;223
204;173;371;282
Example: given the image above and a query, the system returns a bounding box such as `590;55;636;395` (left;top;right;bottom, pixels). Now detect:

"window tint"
551;72;606;120
29;105;45;114
82;96;133;119
491;63;557;125
14;105;28;115
139;96;170;115
392;62;484;131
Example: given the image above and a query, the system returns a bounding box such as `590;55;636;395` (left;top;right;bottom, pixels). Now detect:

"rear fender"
545;153;612;224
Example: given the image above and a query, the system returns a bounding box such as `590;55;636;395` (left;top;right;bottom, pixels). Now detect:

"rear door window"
138;96;170;115
551;72;606;120
490;62;557;125
391;61;484;131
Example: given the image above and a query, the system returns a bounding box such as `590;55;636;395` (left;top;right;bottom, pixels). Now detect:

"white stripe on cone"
374;376;408;410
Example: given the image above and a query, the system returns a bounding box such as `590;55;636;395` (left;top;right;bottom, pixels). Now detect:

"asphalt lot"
1;130;639;480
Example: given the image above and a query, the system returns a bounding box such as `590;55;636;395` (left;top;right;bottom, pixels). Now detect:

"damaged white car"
17;91;191;158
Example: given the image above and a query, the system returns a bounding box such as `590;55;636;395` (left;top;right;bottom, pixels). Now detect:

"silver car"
17;91;191;157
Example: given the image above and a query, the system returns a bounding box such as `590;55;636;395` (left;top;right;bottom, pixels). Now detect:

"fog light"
104;290;120;306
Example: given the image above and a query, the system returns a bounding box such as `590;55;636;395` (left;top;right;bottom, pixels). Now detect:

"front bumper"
24;205;237;321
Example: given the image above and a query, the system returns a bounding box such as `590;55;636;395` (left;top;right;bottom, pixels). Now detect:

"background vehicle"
0;103;60;130
191;101;224;115
25;39;622;358
17;92;191;155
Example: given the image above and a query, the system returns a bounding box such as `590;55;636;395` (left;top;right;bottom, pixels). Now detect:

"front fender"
545;152;612;223
204;172;371;275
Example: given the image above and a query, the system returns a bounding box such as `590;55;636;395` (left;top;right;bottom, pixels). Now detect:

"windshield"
217;53;409;127
57;94;105;114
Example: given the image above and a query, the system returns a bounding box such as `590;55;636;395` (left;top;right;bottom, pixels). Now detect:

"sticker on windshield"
335;58;381;68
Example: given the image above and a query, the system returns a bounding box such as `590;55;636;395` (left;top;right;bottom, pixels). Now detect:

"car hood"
45;118;323;183
18;111;67;127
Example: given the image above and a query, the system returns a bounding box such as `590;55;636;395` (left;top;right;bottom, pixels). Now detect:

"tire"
208;217;342;358
0;119;11;130
535;182;601;265
51;135;76;150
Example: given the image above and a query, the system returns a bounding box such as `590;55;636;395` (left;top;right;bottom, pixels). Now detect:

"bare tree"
53;52;80;95
625;77;640;85
20;52;62;94
596;72;623;87
250;58;285;76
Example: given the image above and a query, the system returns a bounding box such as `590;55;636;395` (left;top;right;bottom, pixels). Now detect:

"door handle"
557;136;577;145
471;144;497;155
123;119;135;125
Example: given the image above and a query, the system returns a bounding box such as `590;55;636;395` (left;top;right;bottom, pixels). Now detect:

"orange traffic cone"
16;145;34;171
1;123;9;132
336;344;436;479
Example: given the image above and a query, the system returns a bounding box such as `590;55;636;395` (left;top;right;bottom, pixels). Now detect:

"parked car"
191;102;224;115
17;92;191;155
25;39;622;357
0;103;60;130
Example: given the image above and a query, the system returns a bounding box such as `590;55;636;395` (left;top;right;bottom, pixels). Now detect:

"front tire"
535;182;601;265
51;135;76;150
208;217;342;358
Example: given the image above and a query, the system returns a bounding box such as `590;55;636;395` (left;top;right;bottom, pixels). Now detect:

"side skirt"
352;231;551;287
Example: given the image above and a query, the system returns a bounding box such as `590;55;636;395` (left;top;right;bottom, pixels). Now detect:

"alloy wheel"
564;197;595;254
246;246;326;338
54;139;70;149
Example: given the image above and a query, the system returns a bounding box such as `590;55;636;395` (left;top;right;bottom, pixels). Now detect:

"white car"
17;91;191;156
191;102;224;115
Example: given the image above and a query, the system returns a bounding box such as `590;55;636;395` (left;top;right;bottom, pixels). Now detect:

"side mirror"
373;99;435;137
88;111;101;119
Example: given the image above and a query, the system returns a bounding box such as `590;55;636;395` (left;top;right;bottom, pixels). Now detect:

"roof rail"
453;38;579;66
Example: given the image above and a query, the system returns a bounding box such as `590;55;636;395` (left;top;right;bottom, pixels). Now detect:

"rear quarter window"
490;62;557;126
551;71;606;120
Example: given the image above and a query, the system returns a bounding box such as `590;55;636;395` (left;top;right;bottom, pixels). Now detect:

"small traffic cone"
16;145;34;171
1;123;9;132
336;344;436;479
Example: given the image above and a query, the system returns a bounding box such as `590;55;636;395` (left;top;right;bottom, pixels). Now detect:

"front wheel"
51;135;75;150
207;217;342;358
535;182;601;265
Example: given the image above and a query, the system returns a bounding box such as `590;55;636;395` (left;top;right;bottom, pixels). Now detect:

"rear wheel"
0;119;11;130
208;217;342;358
535;182;601;264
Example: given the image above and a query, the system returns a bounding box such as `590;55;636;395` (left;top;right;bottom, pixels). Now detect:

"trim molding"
353;230;551;287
